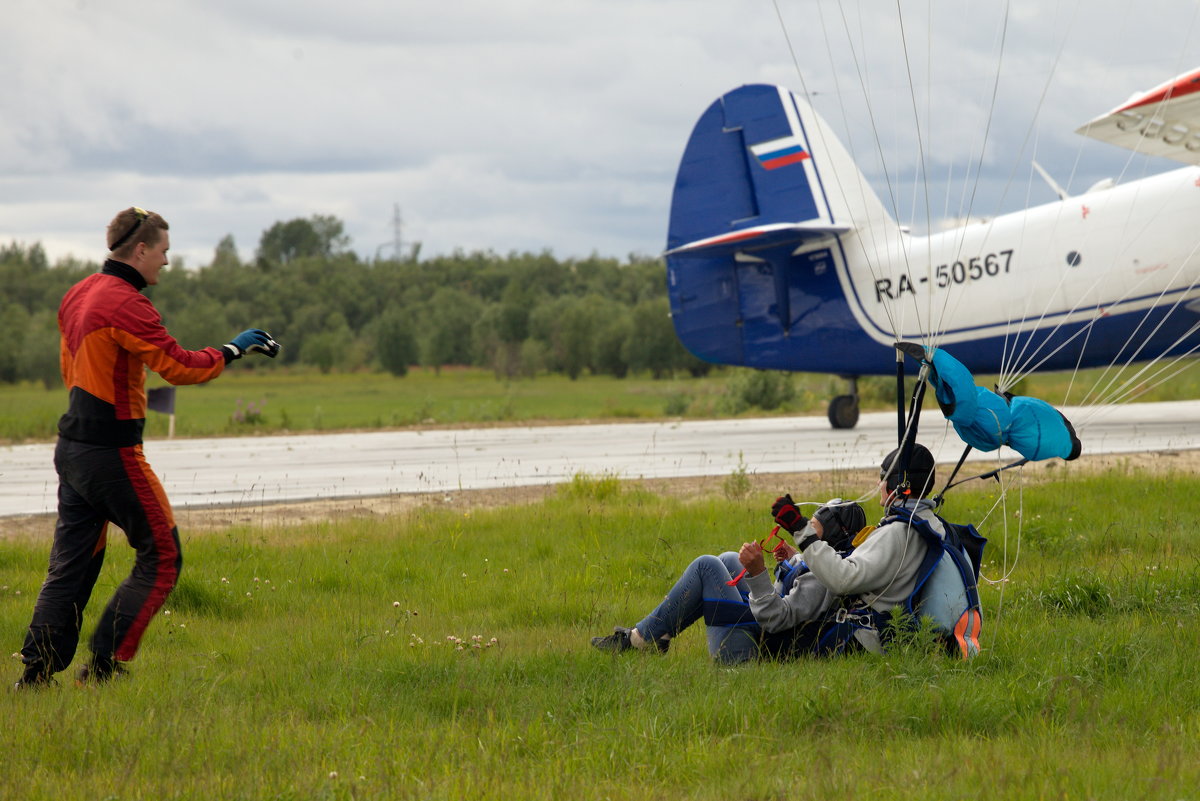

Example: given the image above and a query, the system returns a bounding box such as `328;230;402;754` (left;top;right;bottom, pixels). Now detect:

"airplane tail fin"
665;84;896;372
666;84;894;257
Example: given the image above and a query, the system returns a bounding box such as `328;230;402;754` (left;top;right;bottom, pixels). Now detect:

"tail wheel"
828;394;859;429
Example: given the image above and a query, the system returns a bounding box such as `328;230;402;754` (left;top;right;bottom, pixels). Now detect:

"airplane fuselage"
834;165;1200;373
665;83;1200;381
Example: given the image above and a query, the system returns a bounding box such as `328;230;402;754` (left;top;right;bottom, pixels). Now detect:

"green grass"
3;360;1198;444
0;367;739;442
2;466;1198;799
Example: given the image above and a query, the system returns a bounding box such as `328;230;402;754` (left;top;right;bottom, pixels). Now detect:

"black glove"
770;493;806;534
224;329;281;360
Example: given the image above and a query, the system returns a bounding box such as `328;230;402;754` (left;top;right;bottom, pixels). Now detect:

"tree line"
0;216;711;387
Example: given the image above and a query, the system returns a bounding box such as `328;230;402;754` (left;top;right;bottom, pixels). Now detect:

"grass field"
2;360;1198;443
2;465;1198;800
0;367;768;442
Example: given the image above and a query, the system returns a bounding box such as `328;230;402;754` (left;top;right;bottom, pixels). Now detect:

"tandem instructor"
15;207;280;689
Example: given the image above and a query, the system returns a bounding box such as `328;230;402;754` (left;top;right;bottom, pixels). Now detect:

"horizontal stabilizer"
1076;66;1200;165
664;221;851;259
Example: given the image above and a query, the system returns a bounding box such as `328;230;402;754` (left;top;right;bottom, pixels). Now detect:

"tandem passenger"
590;444;946;663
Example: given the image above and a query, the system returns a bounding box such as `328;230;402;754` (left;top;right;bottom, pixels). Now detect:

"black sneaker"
591;626;635;653
590;626;670;654
75;659;128;687
12;665;54;691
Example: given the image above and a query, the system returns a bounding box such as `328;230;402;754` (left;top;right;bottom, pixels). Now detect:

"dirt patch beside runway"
2;448;1194;543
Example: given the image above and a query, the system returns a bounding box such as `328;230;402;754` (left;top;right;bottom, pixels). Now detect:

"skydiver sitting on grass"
590;444;941;664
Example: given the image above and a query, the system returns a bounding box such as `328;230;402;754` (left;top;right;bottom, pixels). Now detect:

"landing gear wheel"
827;394;860;429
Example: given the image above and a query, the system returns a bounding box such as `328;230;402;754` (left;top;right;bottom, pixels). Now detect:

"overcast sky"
4;0;1200;269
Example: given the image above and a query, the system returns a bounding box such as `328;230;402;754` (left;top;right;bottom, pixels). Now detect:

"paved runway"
1;401;1196;518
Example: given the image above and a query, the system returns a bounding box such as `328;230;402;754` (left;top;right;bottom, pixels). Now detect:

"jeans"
636;552;761;664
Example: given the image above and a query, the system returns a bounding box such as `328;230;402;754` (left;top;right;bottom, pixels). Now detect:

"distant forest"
1;215;712;386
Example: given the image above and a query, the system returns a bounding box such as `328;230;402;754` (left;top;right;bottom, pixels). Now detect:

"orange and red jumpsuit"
21;259;228;676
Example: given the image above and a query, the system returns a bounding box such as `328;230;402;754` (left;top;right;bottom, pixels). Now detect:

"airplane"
664;70;1200;429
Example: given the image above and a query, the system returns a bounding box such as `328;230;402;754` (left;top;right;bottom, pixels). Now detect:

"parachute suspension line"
931;444;974;506
1004;9;1200;398
1080;304;1200;409
952;0;1076;387
995;229;1110;393
927;0;1013;358
815;1;893;298
1082;214;1200;378
946;0;1008;233
770;0;805;95
1003;115;1200;393
1061;286;1105;406
1001;312;1109;393
1076;322;1200;422
795;0;908;339
1070;241;1200;409
984;474;1022;594
813;2;894;312
777;0;915;340
1038;0;1200;409
834;1;907;228
982;4;1086;390
998;0;1154;395
938;456;1029;498
892;1;943;349
981;475;1026;636
777;0;908;341
834;6;909;227
1097;339;1200;408
1052;220;1191;404
896;348;906;444
1080;309;1200;408
1095;25;1200;198
1003;241;1200;402
998;252;1196;394
995;138;1064;384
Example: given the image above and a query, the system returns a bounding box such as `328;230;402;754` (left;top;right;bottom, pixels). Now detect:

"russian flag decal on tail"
750;136;810;170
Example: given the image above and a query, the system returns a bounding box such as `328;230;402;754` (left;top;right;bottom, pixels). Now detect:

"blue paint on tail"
668;85;821;252
666;84;886;371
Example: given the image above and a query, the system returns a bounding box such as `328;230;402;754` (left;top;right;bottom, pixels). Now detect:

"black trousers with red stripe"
21;437;182;675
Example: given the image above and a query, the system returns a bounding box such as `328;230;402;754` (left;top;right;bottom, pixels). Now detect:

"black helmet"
812;500;867;553
880;443;936;498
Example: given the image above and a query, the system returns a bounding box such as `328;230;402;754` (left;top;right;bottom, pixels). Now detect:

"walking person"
15;207;280;688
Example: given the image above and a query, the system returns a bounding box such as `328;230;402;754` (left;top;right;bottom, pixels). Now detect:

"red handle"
726;525;783;586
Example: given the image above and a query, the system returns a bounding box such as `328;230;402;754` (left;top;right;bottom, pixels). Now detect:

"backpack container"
886;508;987;659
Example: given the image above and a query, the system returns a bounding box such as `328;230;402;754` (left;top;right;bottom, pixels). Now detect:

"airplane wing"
1076;66;1200;165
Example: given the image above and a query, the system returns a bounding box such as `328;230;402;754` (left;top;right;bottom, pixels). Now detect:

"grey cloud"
4;0;1200;267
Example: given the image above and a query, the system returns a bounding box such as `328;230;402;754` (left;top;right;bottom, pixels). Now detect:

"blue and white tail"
665;84;899;373
667;84;895;256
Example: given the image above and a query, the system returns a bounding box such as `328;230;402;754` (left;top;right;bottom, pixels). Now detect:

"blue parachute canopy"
910;345;1082;462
